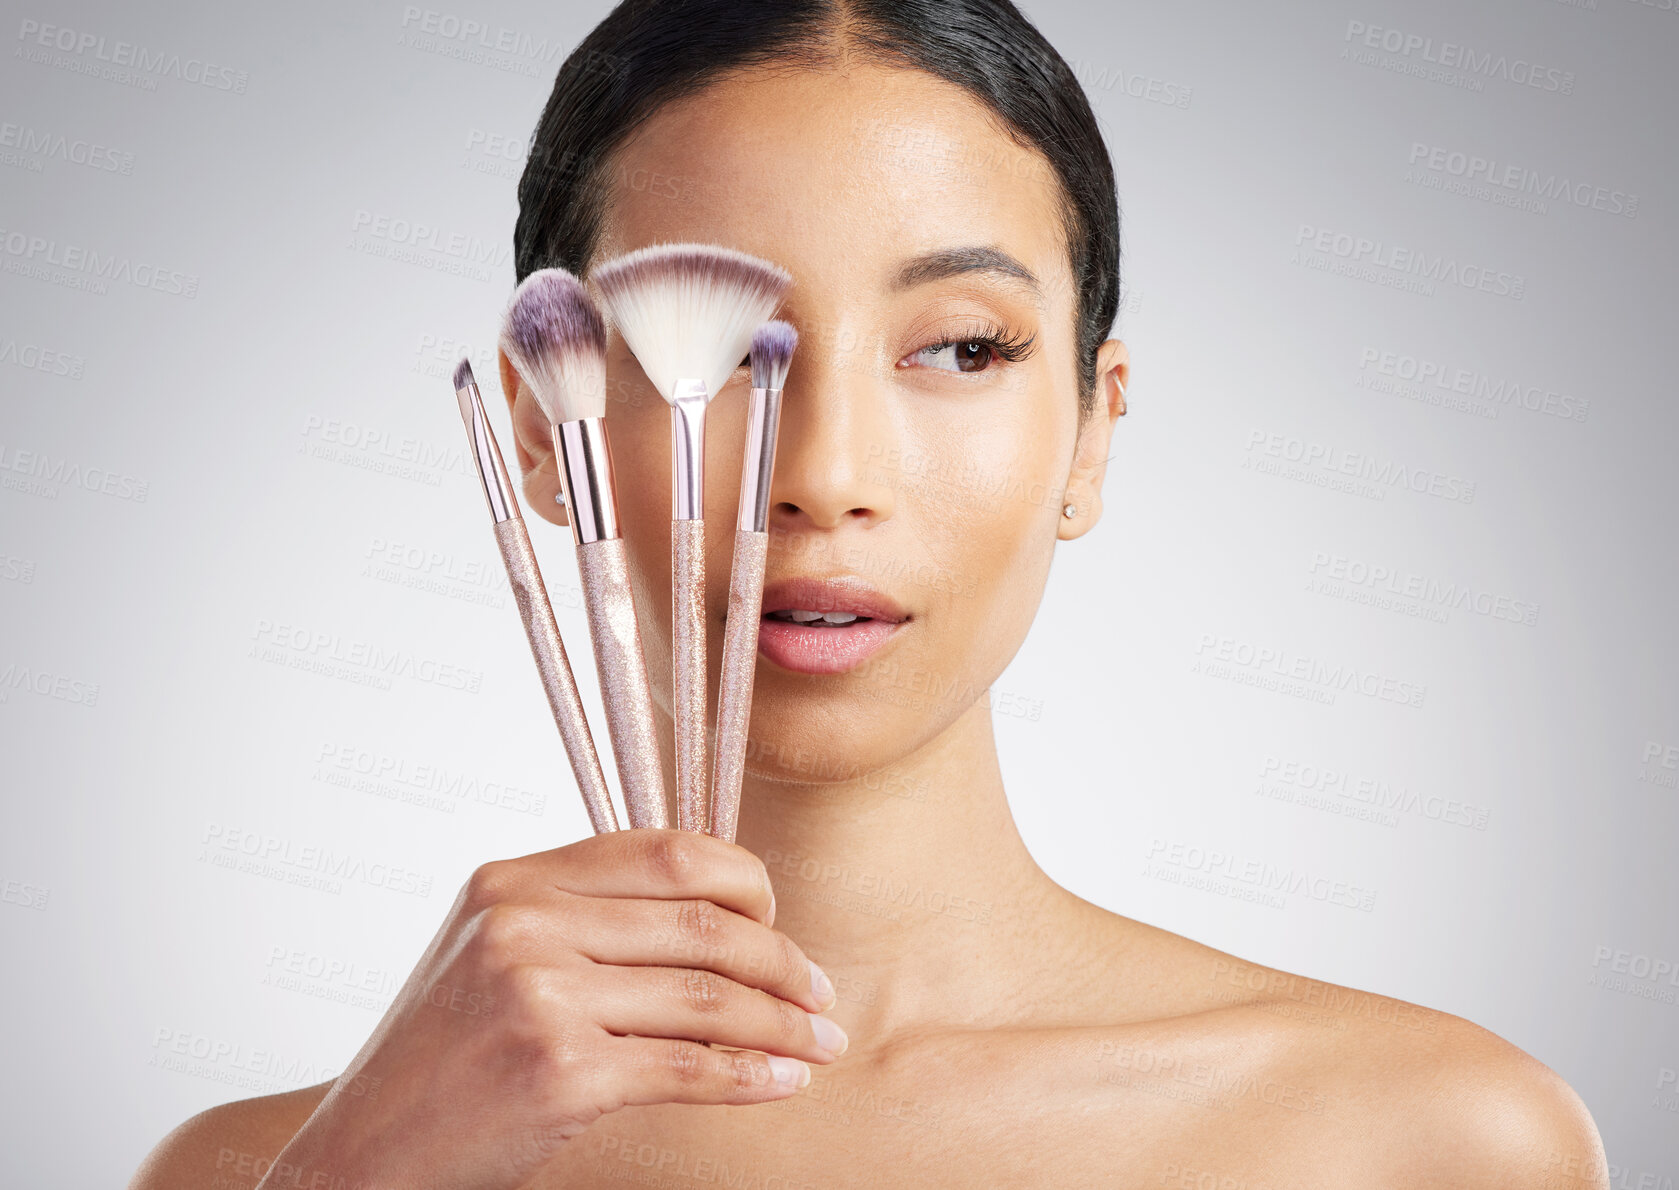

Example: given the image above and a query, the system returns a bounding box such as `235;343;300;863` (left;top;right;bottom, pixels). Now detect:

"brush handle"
492;518;618;836
672;518;709;832
576;537;670;830
710;528;767;842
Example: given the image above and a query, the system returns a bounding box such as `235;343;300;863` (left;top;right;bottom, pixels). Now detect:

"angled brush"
450;359;618;834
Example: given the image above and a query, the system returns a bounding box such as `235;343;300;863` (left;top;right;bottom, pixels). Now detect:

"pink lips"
754;575;909;675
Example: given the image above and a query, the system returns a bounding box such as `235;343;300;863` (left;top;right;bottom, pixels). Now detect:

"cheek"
891;396;1066;663
934;439;1061;641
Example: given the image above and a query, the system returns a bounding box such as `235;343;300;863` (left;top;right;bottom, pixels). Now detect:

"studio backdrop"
0;0;1674;1183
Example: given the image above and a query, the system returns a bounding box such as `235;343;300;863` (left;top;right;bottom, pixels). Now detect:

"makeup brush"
500;270;669;830
710;321;798;843
591;244;792;834
450;359;618;835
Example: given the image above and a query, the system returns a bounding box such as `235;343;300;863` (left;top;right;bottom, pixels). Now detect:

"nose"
766;338;896;532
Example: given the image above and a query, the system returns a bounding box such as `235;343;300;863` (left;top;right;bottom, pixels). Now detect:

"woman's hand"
257;828;844;1190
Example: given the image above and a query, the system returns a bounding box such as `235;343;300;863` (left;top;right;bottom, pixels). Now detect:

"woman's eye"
915;341;996;373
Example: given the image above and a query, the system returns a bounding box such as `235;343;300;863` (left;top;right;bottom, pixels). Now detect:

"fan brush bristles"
590;244;792;403
750;320;798;392
500;268;609;425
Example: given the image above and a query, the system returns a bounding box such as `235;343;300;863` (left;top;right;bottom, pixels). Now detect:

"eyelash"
737;323;1040;369
913;321;1038;366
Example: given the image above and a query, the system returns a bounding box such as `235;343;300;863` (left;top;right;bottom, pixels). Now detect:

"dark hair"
514;0;1121;417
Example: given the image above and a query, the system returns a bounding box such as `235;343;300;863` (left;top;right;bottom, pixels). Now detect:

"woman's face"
504;61;1126;782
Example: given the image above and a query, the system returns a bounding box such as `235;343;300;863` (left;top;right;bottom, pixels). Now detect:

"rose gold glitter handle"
576;537;669;830
673;518;708;833
492;518;618;835
710;528;766;843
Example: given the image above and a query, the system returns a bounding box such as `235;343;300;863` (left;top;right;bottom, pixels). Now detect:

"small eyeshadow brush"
710;321;798;843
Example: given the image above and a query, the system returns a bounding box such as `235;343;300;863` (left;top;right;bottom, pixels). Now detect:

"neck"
728;699;1073;1039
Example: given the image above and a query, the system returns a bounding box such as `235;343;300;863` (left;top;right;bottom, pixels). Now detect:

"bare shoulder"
1077;911;1608;1188
128;1080;335;1190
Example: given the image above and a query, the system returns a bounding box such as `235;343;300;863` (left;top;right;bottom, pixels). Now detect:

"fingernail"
767;890;776;927
808;1012;848;1056
809;960;835;1007
768;1055;810;1088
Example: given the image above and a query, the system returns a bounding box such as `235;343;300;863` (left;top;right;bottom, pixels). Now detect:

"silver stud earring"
1063;503;1077;518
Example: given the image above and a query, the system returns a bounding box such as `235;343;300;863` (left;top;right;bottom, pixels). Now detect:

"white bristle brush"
501;268;670;830
710;321;798;843
591;244;792;834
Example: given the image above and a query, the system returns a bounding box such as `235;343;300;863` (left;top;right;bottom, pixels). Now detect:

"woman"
132;1;1608;1186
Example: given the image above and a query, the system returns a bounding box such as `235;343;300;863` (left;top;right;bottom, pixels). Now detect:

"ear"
497;348;570;528
1057;338;1128;541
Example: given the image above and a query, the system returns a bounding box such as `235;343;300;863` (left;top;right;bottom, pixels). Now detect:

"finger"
591;964;847;1063
606;1036;810;1110
499;829;776;925
568;895;834;1013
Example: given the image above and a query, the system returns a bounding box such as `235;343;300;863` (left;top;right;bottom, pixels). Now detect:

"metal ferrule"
457;378;516;524
669;378;710;521
554;417;620;546
736;386;783;533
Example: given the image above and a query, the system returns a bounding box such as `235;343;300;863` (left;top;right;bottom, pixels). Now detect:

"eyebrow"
890;246;1041;297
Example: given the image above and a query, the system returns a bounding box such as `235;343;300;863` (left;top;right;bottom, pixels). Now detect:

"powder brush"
500;270;670;829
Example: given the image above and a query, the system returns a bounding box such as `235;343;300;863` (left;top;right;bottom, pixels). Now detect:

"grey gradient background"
1;0;1675;1183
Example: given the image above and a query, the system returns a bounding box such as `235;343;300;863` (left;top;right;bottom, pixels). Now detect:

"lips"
752;575;908;675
